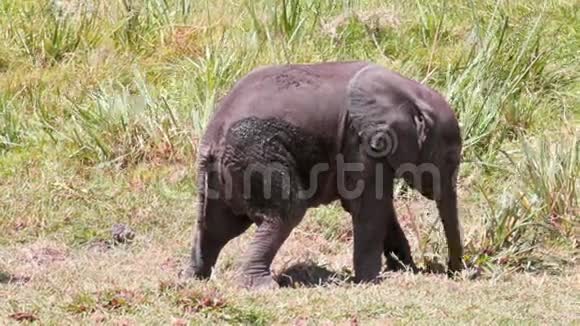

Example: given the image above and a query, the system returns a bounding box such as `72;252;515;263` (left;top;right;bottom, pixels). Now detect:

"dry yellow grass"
1;219;579;324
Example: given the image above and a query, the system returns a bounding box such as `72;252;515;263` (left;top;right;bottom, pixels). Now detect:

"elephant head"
344;64;465;274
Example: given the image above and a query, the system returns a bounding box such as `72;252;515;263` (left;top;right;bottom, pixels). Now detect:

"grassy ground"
0;0;578;324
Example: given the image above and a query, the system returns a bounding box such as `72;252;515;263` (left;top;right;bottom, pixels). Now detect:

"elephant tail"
196;154;214;226
199;169;208;223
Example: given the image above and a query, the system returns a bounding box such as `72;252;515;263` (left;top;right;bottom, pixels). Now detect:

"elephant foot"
179;264;211;280
353;267;383;284
384;249;419;274
386;262;419;274
239;274;280;290
353;275;382;285
446;258;465;278
386;256;418;274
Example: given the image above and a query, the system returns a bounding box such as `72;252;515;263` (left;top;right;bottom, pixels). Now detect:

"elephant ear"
347;64;434;151
411;98;435;150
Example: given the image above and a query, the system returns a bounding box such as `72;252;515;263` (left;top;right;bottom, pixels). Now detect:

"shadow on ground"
275;258;474;288
276;262;352;288
0;271;30;285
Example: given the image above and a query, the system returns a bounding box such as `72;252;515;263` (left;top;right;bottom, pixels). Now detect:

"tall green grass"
469;129;578;274
62;72;192;167
0;95;25;152
112;0;196;53
4;2;101;65
444;4;559;160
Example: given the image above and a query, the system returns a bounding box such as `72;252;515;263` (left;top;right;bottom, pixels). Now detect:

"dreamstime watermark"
158;127;457;203
360;124;399;159
199;158;446;202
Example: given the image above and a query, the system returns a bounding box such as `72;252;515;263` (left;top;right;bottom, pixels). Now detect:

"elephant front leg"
353;217;387;283
347;192;389;283
437;187;464;274
239;217;296;289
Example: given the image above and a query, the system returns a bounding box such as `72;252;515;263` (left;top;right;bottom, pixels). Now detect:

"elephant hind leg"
186;202;252;279
239;215;299;289
185;167;252;280
238;174;308;289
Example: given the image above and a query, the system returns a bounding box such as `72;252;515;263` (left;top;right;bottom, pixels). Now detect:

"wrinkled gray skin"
183;61;464;289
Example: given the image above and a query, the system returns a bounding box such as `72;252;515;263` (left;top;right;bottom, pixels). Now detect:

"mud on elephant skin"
182;61;464;289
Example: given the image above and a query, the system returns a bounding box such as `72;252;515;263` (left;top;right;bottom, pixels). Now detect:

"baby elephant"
183;61;464;289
